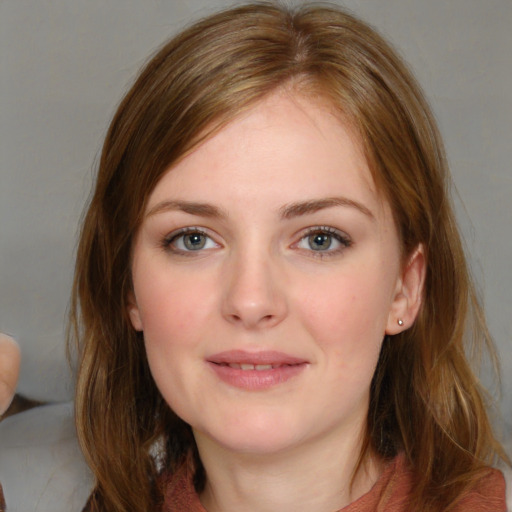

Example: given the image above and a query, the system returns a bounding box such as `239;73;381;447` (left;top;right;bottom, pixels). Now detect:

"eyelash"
296;226;352;259
161;225;352;258
162;227;217;256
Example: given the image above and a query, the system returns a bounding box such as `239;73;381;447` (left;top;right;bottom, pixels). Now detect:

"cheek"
133;269;216;417
133;263;213;347
297;268;390;366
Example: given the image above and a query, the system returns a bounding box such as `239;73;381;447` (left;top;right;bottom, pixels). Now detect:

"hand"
0;333;21;416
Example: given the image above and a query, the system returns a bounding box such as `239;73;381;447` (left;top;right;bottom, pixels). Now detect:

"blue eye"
165;229;218;252
307;233;333;251
297;227;351;254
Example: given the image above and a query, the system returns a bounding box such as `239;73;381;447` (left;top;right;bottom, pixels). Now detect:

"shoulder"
452;467;507;511
377;456;507;512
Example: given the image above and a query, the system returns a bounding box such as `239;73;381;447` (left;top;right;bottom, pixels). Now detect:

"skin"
0;333;20;416
129;91;425;512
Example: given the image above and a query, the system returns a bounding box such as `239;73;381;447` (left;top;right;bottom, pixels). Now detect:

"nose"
221;249;288;330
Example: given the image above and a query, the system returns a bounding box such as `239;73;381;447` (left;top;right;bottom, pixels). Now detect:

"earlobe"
385;245;426;335
127;293;143;332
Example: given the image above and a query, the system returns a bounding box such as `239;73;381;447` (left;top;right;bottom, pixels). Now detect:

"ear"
127;292;143;332
385;244;426;335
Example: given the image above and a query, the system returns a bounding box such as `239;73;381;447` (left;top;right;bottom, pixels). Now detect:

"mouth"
216;362;297;371
207;349;308;367
206;350;308;390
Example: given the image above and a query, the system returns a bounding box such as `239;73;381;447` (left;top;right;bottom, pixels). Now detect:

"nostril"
221;279;287;328
227;311;277;327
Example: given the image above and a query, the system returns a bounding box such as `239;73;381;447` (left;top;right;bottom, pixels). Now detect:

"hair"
70;2;509;511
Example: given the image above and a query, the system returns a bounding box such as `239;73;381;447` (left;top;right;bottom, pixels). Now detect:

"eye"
296;227;351;255
164;228;219;253
305;232;334;251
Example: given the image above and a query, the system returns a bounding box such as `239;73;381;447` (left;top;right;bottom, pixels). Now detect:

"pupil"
309;233;331;250
184;233;205;250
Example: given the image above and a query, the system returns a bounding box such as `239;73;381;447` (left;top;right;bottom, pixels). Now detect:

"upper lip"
207;350;308;366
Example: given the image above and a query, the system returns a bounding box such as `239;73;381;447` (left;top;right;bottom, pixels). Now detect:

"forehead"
145;90;389;223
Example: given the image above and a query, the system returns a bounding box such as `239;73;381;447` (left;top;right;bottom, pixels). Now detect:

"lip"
207;350;309;390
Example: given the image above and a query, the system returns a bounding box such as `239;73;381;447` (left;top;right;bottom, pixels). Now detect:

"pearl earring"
397;319;404;326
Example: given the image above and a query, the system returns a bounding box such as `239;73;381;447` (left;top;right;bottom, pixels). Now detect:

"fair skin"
129;91;425;512
0;333;20;416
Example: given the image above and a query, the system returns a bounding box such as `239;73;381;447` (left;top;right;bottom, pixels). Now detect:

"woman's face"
129;91;421;456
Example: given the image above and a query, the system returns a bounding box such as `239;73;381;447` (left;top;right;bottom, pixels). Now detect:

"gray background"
1;0;511;437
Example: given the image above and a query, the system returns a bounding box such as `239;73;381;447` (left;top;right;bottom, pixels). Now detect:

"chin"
195;412;305;456
218;432;301;456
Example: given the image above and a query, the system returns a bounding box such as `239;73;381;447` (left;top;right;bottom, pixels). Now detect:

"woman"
70;3;509;511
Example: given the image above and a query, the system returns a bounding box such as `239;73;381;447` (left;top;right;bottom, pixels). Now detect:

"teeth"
227;363;277;371
255;364;273;370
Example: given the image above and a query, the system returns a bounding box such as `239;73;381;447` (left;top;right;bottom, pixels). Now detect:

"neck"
194;424;383;512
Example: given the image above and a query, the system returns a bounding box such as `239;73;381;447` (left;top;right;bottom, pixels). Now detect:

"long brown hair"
70;3;508;511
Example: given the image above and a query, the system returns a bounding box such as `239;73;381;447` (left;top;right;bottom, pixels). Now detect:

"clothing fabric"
161;454;507;512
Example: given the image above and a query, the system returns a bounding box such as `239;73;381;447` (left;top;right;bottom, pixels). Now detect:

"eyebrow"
146;196;375;221
279;197;375;220
146;200;228;219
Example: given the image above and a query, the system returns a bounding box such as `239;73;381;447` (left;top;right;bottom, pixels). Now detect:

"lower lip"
207;362;307;390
